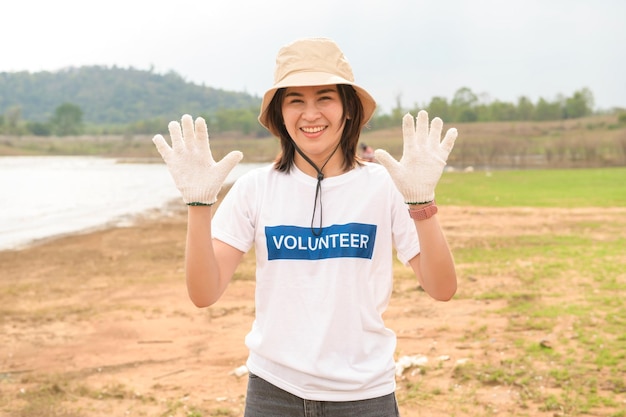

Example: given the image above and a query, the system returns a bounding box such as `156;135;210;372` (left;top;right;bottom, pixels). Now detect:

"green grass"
437;167;626;207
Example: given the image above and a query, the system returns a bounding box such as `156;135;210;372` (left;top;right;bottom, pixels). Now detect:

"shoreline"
0;198;187;253
0;157;264;252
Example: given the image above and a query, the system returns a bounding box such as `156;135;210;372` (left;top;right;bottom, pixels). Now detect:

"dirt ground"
1;203;624;417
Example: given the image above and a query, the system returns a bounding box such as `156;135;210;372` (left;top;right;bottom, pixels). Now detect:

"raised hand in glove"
152;114;243;205
374;110;457;204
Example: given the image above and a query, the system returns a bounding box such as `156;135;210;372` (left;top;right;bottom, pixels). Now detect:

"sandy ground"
1;202;625;417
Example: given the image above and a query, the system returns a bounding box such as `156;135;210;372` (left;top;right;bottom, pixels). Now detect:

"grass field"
437;167;626;207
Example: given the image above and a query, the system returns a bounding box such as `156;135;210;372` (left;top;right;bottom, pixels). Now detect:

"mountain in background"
0;66;261;124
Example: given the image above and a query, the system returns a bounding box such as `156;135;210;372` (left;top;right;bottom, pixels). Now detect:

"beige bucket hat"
258;38;377;136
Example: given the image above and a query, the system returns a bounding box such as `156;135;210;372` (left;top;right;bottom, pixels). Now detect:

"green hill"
0;66;261;124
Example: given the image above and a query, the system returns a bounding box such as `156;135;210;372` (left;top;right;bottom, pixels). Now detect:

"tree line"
0;86;609;137
370;87;598;130
0;64;615;136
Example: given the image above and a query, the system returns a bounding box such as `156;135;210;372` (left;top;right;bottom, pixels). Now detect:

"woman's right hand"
152;114;243;205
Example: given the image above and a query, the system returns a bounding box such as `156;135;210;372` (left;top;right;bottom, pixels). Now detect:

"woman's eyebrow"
316;88;337;95
285;88;338;98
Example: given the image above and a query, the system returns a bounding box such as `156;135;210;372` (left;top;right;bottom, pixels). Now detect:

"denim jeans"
244;373;401;417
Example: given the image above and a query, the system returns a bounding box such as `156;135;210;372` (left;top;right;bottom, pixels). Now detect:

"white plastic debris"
230;365;249;378
395;355;428;376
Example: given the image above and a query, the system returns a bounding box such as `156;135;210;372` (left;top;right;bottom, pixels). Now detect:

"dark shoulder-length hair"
265;84;365;173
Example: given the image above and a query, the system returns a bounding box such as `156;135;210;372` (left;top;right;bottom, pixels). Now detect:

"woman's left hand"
374;110;457;204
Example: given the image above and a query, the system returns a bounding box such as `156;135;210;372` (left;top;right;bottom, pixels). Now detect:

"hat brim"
258;71;376;136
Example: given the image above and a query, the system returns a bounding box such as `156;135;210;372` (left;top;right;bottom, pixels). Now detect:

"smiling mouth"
301;126;326;133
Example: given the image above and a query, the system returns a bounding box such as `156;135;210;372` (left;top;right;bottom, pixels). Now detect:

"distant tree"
473;93;493;122
426;96;451;121
50;102;83;136
474;103;490;122
390;93;405;121
517;96;534;121
533;98;562;121
564;88;594;119
5;105;22;134
26;121;52;136
369;108;396;130
451;87;479;122
126;117;170;135
489;100;518;121
209;107;266;136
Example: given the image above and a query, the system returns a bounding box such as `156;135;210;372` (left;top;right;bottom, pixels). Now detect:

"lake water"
0;156;264;251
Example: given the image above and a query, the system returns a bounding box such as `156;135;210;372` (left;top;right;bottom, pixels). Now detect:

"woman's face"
281;85;345;164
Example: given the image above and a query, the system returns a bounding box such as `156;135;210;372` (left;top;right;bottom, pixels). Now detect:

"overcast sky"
2;0;624;113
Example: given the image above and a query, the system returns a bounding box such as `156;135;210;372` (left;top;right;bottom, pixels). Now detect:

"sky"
2;0;625;114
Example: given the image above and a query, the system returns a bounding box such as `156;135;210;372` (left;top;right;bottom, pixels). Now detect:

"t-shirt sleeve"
390;184;421;266
211;172;257;254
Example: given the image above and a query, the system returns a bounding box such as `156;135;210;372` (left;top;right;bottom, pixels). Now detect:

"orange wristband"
408;201;438;221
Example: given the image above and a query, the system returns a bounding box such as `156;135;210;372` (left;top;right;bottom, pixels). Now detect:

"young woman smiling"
153;37;458;417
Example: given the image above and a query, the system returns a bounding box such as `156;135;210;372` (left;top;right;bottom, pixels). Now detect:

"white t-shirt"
212;162;420;401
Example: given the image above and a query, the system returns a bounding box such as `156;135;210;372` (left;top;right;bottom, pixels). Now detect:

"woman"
153;37;458;417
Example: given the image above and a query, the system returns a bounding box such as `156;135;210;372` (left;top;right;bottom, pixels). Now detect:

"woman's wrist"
407;200;437;220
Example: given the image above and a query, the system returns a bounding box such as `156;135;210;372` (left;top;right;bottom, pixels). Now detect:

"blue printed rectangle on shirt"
265;223;377;260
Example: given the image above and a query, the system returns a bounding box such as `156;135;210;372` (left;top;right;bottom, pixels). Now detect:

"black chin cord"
292;142;341;236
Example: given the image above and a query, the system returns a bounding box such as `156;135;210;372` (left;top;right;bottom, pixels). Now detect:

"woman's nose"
301;101;321;121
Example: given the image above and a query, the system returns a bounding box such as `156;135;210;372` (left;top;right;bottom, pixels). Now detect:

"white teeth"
301;126;325;133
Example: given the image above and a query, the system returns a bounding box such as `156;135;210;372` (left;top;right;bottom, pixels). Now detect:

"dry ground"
1;203;624;417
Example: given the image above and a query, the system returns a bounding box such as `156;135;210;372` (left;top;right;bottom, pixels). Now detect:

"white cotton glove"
152;114;243;205
375;110;457;204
